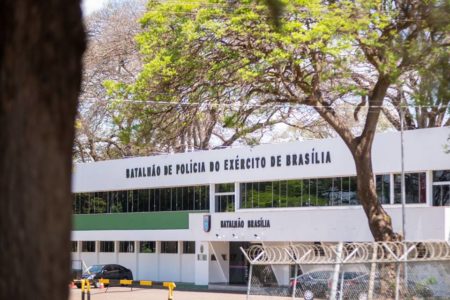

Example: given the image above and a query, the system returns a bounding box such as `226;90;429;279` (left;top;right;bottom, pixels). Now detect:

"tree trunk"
353;150;399;242
0;1;85;299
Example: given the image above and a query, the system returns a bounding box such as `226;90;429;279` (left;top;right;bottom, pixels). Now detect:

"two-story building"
71;127;450;286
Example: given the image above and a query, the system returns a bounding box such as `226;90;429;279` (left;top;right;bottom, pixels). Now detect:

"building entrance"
229;242;250;284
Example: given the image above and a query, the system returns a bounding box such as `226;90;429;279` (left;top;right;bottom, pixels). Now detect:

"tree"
114;0;448;241
0;0;85;299
382;26;449;129
75;0;146;161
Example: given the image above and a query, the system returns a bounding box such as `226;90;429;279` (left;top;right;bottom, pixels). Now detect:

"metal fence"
241;242;450;299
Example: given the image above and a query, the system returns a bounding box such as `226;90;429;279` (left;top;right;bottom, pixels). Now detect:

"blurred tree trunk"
0;1;85;299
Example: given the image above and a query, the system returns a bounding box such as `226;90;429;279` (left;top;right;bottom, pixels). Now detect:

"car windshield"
86;265;104;274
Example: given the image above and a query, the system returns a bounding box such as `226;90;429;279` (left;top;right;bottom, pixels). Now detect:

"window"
215;183;234;193
316;178;332;206
287;180;302;207
376;174;390;204
119;241;135;253
81;241;95;252
215;195;235;212
161;241;178;254
73;195;80;214
433;170;450;206
79;193;90;214
73;186;209;214
138;189;150;212
433;185;450;206
109;191;123;213
139;241;156;253
433;170;450;182
71;241;78;252
182;241;195;254
92;192;107;213
394;172;426;204
240;183;248;208
240;177;360;208
215;183;235;212
160;188;171;211
99;241;115;253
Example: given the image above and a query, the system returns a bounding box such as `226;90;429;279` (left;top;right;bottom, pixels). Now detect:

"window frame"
118;241;135;253
139;241;156;253
182;241;195;254
81;241;96;253
160;241;178;254
99;241;115;253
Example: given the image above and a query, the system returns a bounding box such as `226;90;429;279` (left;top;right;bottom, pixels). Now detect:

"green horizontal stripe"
73;211;195;230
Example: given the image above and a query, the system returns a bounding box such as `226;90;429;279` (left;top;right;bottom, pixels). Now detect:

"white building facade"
71;127;450;285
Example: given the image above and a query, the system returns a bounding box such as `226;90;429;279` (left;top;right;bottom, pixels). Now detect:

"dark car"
75;264;133;288
334;273;434;299
329;272;372;299
290;271;333;298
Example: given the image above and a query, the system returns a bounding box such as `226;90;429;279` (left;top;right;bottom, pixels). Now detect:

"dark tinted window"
240;177;360;209
119;241;135;253
73;186;209;214
139;241;156;253
215;183;234;193
433;170;450;182
161;241;178;254
433;185;450;206
81;241;96;252
103;265;113;272
99;241;114;252
376;174;390;204
182;241;195;254
71;241;78;252
394;173;426;204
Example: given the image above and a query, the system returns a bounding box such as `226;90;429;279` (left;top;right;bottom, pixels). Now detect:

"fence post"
292;264;298;299
368;243;377;300
330;242;343;300
395;261;401;300
247;264;253;300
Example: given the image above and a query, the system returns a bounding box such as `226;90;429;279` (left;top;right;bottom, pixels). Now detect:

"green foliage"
119;0;432;108
104;0;447;154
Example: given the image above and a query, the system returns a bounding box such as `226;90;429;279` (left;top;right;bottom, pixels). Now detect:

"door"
229;242;250;284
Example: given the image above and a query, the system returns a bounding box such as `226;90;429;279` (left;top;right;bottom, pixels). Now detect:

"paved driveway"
69;287;295;300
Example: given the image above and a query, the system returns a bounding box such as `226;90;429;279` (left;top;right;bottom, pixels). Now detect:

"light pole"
400;105;408;299
400;106;406;240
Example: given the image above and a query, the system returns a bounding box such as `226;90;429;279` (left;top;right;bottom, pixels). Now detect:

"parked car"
332;272;374;299
289;271;333;298
330;273;434;299
75;264;133;288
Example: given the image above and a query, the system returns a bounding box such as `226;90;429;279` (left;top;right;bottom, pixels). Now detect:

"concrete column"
178;241;182;282
96;241;100;264
209;184;215;213
156;241;161;281
194;241;210;285
135;241;139;280
235;182;240;211
390;173;395;204
115;241;119;263
426;170;433;206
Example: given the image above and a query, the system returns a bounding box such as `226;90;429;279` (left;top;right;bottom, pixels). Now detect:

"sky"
82;0;109;15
